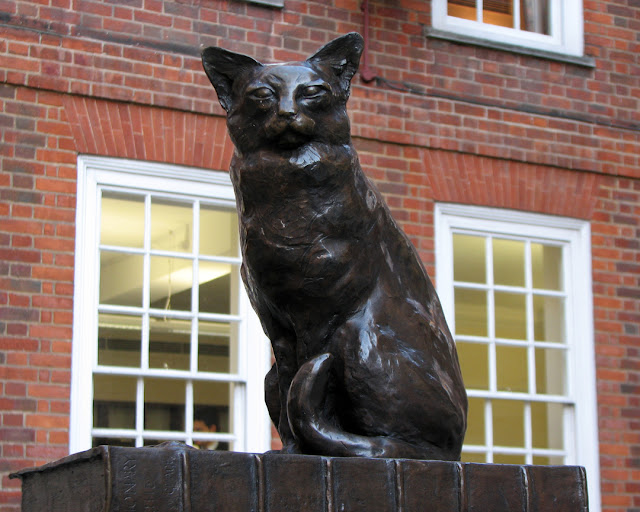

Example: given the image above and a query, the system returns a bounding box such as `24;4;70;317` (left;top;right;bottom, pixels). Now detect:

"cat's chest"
231;143;377;273
232;145;361;232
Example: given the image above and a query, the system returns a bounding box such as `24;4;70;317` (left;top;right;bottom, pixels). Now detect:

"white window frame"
435;203;600;512
70;155;271;455
431;0;585;58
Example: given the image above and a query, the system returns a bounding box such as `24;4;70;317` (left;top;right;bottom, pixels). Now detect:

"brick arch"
422;148;604;220
62;95;234;171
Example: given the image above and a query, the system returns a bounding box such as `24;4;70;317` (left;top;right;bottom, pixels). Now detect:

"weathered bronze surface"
11;443;590;511
201;33;467;460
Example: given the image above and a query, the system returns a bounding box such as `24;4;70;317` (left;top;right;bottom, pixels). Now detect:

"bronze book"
12;443;589;511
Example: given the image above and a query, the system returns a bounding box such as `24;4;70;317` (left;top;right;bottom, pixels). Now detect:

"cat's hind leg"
287;352;462;460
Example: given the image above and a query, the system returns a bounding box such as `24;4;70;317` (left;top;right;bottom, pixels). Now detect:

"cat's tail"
287;353;454;460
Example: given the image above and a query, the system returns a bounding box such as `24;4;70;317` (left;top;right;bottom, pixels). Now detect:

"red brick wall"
0;84;77;509
1;0;639;511
0;1;638;178
591;178;640;512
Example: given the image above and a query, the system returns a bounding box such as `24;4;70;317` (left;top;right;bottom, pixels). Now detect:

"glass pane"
144;438;180;447
198;321;236;373
520;0;550;34
101;192;145;248
144;378;185;431
461;452;486;463
483;0;514;28
455;288;488;336
448;0;477;21
535;348;567;395
150;256;192;311
99;251;143;307
493;399;525;448
531;402;564;450
93;374;136;429
531;243;562;291
151;199;193;253
194;381;232;436
465;397;486;445
493;238;525;287
149;317;191;371
533;295;565;343
192;439;231;451
457;342;489;390
98;313;142;368
494;292;527;340
453;234;486;283
493;453;526;465
93;437;135;447
199;262;236;315
496;345;528;392
533;455;565;466
200;204;239;258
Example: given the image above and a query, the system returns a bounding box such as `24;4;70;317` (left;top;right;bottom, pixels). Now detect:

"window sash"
70;156;271;455
435;203;600;510
451;230;571;465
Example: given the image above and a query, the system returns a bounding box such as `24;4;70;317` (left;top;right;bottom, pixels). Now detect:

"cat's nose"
278;97;297;117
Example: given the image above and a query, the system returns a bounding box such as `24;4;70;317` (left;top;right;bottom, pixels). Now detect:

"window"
431;0;585;58
70;156;271;455
435;204;600;510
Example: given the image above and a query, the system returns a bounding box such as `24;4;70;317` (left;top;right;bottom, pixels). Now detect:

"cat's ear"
201;47;263;112
307;33;364;95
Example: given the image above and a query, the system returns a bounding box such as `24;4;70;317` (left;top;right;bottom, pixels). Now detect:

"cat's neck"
230;142;357;184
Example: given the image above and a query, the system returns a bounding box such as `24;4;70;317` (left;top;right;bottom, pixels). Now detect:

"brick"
25;414;68;429
0;427;35;443
25;384;69;400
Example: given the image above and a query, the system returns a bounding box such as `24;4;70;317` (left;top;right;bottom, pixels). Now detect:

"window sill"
425;27;595;68
245;0;284;7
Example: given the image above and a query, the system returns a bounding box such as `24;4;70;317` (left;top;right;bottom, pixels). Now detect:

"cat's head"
202;33;364;154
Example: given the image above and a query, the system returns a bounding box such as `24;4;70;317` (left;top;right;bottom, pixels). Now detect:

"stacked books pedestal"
11;442;589;511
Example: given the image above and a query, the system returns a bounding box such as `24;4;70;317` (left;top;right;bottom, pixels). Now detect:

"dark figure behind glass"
201;33;467;461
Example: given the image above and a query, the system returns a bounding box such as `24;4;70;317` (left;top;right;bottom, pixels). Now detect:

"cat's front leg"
270;336;302;454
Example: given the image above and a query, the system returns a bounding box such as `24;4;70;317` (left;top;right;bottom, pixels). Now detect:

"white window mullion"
191;201;200;376
563;404;576;465
486;236;497;395
485;398;493;462
185;380;194;446
561;243;573;399
561;241;576;469
525;241;537;396
141;195;152;373
550;0;561;40
136;376;144;447
186;199;197;446
485;235;495;464
524;402;533;464
524;240;536;467
513;0;521;30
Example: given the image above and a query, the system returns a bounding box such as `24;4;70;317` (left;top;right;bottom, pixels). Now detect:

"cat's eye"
249;87;275;100
301;85;326;98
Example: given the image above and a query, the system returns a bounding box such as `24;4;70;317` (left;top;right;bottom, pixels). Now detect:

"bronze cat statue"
202;33;467;460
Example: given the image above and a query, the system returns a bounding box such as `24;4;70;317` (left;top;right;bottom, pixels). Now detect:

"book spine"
107;443;188;512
